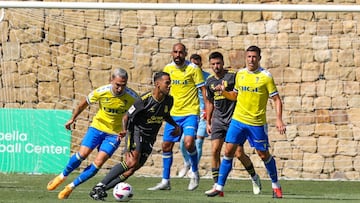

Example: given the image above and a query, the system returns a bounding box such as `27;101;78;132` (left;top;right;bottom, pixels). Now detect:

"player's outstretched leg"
251;174;262;195
47;173;66;191
47;152;85;191
58;185;73;199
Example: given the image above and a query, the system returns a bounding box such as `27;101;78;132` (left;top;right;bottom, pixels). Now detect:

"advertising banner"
0;108;71;174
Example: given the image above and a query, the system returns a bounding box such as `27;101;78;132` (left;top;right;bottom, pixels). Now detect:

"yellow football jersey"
232;67;278;126
87;84;138;134
163;61;205;116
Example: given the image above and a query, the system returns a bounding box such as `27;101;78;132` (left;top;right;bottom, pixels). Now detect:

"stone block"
301;96;314;112
104;26;121;42
121;28;138;45
48;22;65;45
248;21;265;35
88;39;111;56
197;24;212;38
242;11;261;23
334;155;353;172
322;157;335;173
193;11;211;25
38;66;58;82
171;27;184;39
60;86;74;101
317;20;331;36
38;82;60;102
86;21;104;39
227;22;243;37
284;96;302;111
59;69;74;88
293;115;315;128
314;96;331;109
154;26;171;38
336;124;354;140
324;80;343;98
318;136;337;157
155;11;175;26
328;35;340;49
90;70;111;88
56;54;74;70
217;37;232;51
315;123;336;137
338;50;354;67
273;141;292;159
74;79;92;100
283;68;301;83
294;136;317;153
90;57;112;70
65;25;86;42
347;108;360;126
138;38;159;53
303;153;324;173
151;53;171;72
137;25;154;38
315;109;331;123
3;42;20;60
18;87;37;103
212;22;227;37
74;39;88;54
0;62;16;79
278;19;291;33
110;42;122;58
222;11;241;23
183;26;198;39
18;57;37;75
104;10;121;27
175;11;192;26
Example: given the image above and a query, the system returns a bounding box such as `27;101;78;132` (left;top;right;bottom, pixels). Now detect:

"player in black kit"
204;52;261;196
89;72;181;201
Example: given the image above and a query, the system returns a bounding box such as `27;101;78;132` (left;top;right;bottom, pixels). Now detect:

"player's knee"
162;142;173;152
257;150;270;161
126;159;137;168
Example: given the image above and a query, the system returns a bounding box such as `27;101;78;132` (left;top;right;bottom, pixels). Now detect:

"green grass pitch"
1;173;360;203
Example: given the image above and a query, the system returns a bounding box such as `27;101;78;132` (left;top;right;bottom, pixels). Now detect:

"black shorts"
210;118;229;140
124;130;155;167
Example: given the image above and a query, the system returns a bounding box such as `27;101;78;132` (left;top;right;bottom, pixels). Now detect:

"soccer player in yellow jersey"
148;43;207;191
47;68;139;199
207;46;286;198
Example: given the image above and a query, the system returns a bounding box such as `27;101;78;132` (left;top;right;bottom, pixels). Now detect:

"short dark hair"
208;51;224;61
190;54;202;62
153;71;170;83
246;45;261;56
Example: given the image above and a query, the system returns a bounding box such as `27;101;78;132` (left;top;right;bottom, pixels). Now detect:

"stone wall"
0;0;360;180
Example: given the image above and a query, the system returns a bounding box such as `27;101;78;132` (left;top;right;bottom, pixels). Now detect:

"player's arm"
119;113;129;139
214;82;237;101
272;94;286;135
206;100;214;135
220;90;237;101
65;98;89;130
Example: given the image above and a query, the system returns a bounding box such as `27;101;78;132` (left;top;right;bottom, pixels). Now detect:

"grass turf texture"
1;173;360;203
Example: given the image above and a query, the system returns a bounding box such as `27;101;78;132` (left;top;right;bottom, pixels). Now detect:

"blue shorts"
81;127;120;156
163;115;198;142
197;118;208;137
225;119;270;151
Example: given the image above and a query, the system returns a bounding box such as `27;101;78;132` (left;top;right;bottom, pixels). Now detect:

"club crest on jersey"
164;105;168;113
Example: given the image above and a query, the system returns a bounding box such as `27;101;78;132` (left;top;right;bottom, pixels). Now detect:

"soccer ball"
113;182;133;202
